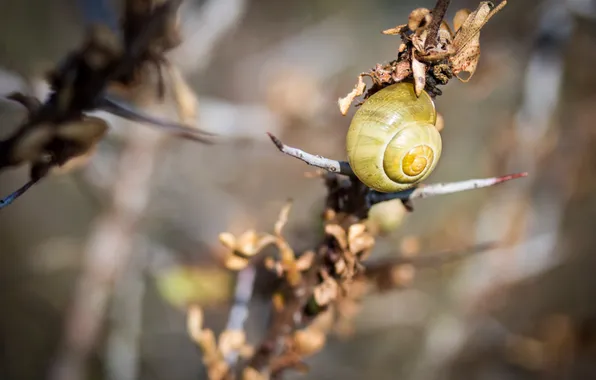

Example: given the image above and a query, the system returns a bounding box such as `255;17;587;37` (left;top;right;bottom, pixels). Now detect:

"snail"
346;82;442;193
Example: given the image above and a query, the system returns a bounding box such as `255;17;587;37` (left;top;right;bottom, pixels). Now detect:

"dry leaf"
274;200;293;236
412;52;427;96
451;1;507;81
313;275;339;306
218;329;246;357
325;224;348;250
295;250;315;271
225;255;250;271
187;305;204;344
408;8;431;31
294;328;326;356
382;24;407;35
338;75;366;115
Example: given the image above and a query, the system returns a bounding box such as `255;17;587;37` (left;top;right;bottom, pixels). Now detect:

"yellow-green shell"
346;82;442;193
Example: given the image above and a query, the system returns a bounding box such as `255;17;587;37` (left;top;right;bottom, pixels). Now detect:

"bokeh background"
1;0;596;379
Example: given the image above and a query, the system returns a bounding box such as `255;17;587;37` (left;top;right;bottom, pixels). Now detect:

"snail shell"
346;82;442;193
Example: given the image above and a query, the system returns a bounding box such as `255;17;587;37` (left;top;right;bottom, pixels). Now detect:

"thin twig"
425;0;452;50
367;172;528;205
267;132;355;177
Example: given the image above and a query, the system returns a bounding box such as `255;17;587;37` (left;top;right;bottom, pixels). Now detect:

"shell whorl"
346;82;442;193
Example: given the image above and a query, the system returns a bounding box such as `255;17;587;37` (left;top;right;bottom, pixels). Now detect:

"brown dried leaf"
187;305;204;344
274;200;293;236
451;1;507;82
56;116;109;147
295;251;315;271
225;255;249;271
218;232;236;250
412;52;427;96
12;125;53;163
293;328;326;357
313;275;339;307
408;8;431;31
347;223;375;257
392;60;412;82
382;24;407;35
325;224;348;250
218;329;246;358
338;75;366;115
236;230;260;255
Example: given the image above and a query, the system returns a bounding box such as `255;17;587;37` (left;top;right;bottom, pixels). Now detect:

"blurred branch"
170;0;248;74
224;265;257;367
48;125;166;380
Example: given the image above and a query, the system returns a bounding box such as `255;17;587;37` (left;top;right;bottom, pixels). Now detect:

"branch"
364;241;499;286
0;176;42;210
224;265;257;367
267;132;355;177
48;125;165;380
425;0;452;50
367;172;528;205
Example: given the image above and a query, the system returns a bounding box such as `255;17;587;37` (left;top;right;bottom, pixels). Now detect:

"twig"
367;172;528;205
267;132;355;177
0;176;42;210
224;265;257;367
425;0;452;50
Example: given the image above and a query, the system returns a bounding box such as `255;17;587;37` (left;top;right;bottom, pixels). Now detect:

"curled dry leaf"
412;51;427;96
218;230;276;271
408;8;432;32
274;200;293;237
338;75;366;116
218;329;247;358
450;1;507;81
187;305;204;344
293;328;327;357
313;273;339;307
325;224;348;251
347;223;375;259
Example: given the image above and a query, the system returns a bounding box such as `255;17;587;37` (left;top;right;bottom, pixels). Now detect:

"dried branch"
363;241;499;291
48;125;165;380
224;265;257;367
0;0;215;210
425;0;452;50
267;132;355;177
366;172;529;205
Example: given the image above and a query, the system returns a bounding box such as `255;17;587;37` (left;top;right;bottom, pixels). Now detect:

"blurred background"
1;0;596;379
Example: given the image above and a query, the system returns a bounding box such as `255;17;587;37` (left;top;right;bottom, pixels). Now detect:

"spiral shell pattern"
346;82;442;193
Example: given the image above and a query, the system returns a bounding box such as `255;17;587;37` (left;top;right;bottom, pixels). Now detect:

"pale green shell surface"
346;82;441;193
